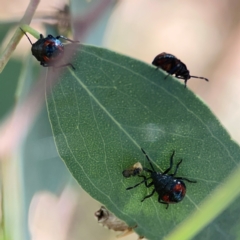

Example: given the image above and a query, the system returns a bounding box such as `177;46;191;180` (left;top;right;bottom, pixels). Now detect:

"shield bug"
122;162;143;178
20;28;78;69
152;52;208;87
126;148;196;209
95;206;144;239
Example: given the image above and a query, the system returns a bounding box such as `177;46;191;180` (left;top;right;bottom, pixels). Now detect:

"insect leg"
158;195;169;209
175;177;197;183
19;28;33;45
164;64;180;79
56;35;79;43
40;62;49;67
126;176;152;190
163;151;175;174
190;75;209;82
142;167;153;174
141;148;156;172
171;159;182;176
141;188;155;202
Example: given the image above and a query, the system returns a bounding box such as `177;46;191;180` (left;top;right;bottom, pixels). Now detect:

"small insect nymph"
152;52;208;87
126;148;196;209
20;28;79;69
122;162;143;178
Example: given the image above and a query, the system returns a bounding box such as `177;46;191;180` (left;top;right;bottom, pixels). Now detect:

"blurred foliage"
0;59;21;119
194;195;240;240
0;23;21;119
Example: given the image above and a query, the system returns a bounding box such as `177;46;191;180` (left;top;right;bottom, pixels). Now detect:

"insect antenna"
190;75;209;82
20;28;33;45
141;148;156;172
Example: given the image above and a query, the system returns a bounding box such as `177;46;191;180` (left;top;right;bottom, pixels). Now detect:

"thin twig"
0;0;40;73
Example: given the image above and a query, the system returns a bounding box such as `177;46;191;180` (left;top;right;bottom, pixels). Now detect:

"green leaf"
46;44;240;239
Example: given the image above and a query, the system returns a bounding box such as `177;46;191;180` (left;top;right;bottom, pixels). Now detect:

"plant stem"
0;0;40;73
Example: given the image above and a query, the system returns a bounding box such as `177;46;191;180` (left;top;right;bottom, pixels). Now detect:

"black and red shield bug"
20;28;79;69
152;52;208;87
126;148;196;209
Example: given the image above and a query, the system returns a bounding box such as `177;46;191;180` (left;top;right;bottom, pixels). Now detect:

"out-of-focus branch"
73;0;113;40
0;0;40;73
20;0;41;24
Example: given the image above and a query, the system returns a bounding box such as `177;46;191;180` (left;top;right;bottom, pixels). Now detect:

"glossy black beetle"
20;28;78;69
126;148;196;209
152;52;208;87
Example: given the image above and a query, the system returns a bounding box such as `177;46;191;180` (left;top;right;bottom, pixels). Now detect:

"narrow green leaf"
46;44;240;239
165;164;240;240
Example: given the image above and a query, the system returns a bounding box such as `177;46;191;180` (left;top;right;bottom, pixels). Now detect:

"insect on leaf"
46;44;240;240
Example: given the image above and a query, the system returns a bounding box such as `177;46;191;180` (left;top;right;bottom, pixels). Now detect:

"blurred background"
1;0;240;239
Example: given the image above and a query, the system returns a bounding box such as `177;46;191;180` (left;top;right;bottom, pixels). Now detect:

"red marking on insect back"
43;55;50;62
174;182;186;196
43;39;54;47
162;194;170;203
